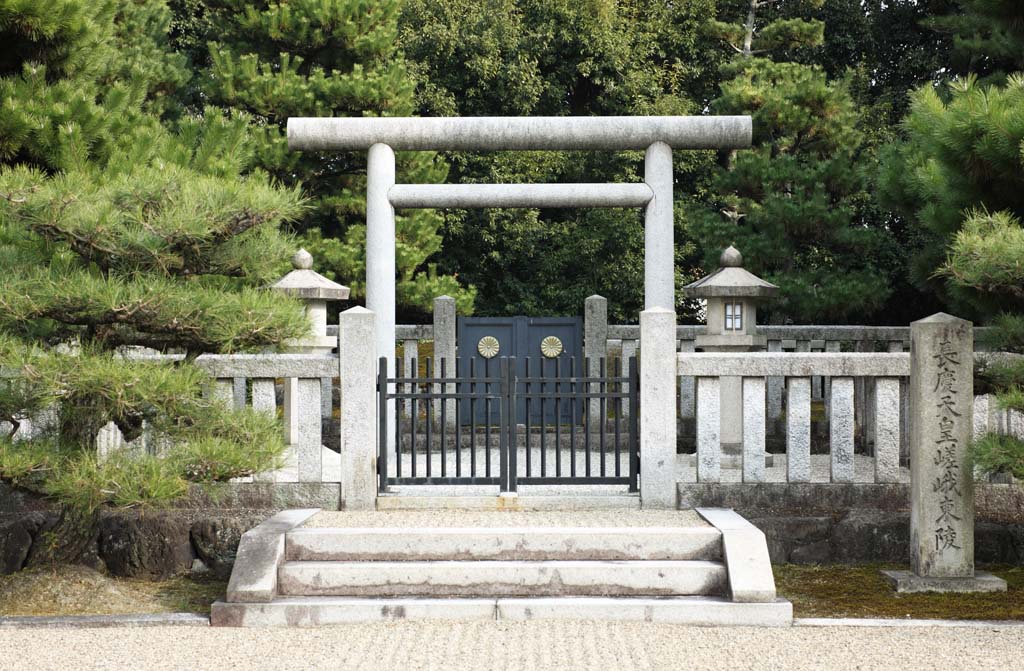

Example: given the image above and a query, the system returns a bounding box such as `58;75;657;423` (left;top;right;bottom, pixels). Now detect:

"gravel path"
0;622;1018;671
304;509;708;528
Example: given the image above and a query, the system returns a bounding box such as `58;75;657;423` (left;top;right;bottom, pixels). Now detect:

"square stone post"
338;307;378;510
883;313;1005;593
433;295;457;428
766;339;783;436
640;308;677;508
678;339;696;444
585;295;608;430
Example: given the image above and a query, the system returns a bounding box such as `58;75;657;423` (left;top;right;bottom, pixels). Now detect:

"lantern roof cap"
683;246;778;299
271;249;350;301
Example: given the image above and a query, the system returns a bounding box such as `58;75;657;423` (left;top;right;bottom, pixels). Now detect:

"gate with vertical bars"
377;355;639;493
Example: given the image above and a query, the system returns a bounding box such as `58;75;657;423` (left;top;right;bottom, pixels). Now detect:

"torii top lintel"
287;116;752;152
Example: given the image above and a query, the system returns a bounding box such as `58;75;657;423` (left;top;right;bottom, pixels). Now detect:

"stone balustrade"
677;351;908;485
675;350;1022;486
198;353;340;485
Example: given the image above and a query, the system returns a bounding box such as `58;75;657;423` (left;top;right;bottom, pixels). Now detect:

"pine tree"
878;76;1024;317
0;0;308;564
690;0;894;323
928;0;1024;83
174;0;475;317
878;75;1024;477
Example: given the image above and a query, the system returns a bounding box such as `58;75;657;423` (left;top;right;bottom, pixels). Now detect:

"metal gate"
378;355;639;493
457;316;583;424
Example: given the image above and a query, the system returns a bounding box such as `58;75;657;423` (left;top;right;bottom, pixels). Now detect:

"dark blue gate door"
457;316;583;424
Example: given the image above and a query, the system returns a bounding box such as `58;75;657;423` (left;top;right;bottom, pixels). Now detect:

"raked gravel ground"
0;622;1019;671
303;509;707;528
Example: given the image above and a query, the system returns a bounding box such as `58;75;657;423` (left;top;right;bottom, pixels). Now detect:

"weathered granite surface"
909;314;975;578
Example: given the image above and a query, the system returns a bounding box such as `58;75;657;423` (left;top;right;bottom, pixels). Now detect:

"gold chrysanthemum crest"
477;335;500;358
540;336;563;358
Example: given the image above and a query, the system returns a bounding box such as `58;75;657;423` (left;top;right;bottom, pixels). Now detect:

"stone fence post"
640;307;677;508
433;295;457;428
338;306;377;510
585;295;608;430
883;313;1005;593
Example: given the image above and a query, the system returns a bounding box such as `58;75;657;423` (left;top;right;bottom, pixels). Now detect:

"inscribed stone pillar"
884;313;1005;592
910;314;973;577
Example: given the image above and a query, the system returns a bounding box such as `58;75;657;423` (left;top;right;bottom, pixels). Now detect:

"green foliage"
399;0;719;320
928;0;1024;82
172;0;473;312
982;314;1024;353
971;432;1024;480
0;0;305;532
0;0;190;169
939;210;1024;299
878;75;1024;318
690;2;893;323
890;74;1024;437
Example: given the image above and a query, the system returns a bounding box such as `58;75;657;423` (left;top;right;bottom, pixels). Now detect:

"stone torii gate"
287;115;752;506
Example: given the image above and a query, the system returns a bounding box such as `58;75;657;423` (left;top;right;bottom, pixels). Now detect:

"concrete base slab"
278;559;727;597
881;570;1008;593
211;597;496;626
0;613;209;628
211;596;793;627
497;596;792;626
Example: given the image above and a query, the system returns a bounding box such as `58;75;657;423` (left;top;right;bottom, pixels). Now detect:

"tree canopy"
170;0;474;317
0;0;306;562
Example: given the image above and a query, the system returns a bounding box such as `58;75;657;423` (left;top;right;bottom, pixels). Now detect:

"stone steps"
285;526;722;562
278;559;727;597
211;507;792;626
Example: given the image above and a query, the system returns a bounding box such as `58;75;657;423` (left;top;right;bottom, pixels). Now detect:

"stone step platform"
278;559;727;597
212;596;792;627
285;526;723;562
211;507;790;626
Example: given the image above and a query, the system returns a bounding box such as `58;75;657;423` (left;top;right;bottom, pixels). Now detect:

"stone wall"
681;482;1024;565
0;483;300;579
0;508;268;579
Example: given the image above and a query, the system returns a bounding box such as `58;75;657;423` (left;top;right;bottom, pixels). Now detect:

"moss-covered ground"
775;564;1024;620
0;566;226;616
1;563;1021;620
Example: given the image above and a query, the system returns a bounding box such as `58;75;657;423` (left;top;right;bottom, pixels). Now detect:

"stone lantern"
271;248;350;353
271;249;349;445
684;245;778;455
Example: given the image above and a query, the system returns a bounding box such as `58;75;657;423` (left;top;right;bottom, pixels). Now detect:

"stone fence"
671;350;1022;486
345;296;998;447
678;351;909;485
9;308;381;510
4;307;1021;510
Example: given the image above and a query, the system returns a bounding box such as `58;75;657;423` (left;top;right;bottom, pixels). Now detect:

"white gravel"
0;622;1019;671
303;509;708;528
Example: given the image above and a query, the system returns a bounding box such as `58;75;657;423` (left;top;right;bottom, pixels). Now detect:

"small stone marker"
883;313;1006;593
